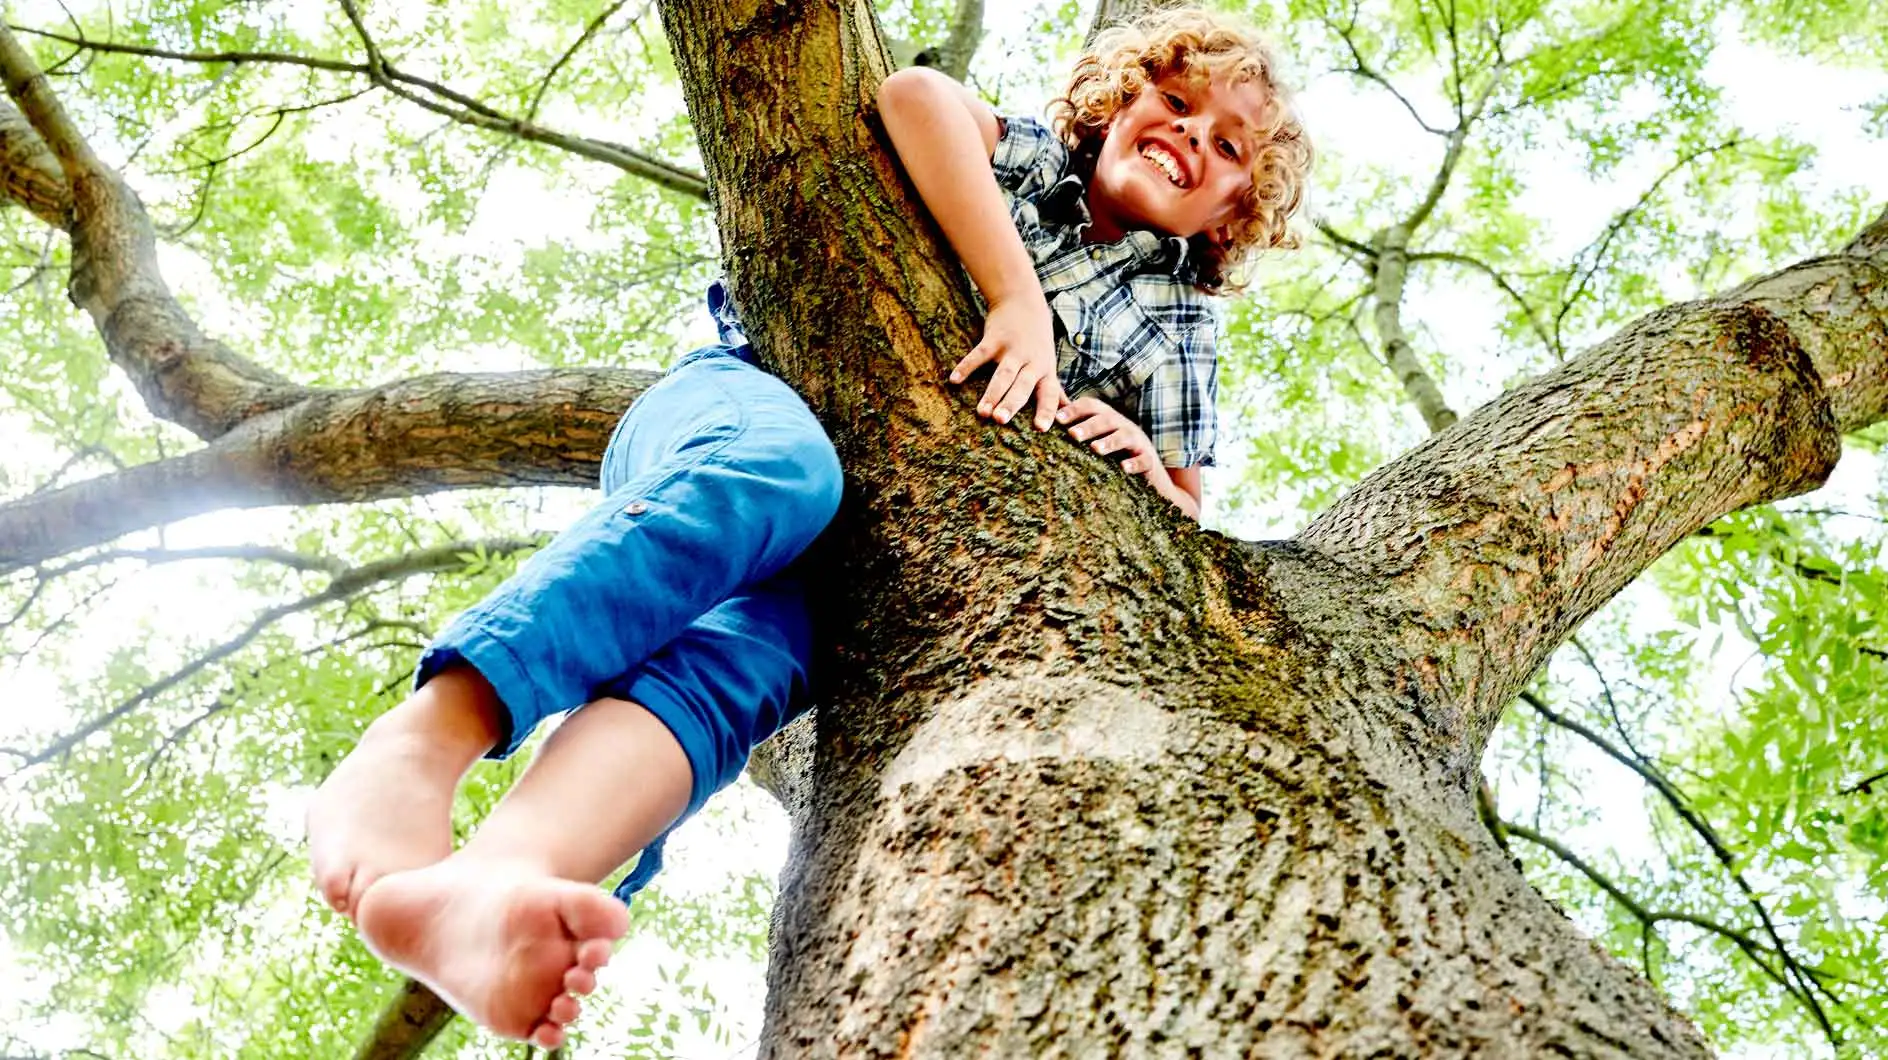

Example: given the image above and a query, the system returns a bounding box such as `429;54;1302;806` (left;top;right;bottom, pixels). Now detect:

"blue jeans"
414;343;842;900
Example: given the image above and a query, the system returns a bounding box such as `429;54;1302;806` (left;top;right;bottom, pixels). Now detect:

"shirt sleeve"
1137;316;1220;469
989;115;1066;203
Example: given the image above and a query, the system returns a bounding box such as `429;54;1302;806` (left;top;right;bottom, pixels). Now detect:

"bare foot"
355;859;629;1047
307;671;500;917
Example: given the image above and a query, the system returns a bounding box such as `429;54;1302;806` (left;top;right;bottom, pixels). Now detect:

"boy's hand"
1056;397;1164;479
950;298;1064;430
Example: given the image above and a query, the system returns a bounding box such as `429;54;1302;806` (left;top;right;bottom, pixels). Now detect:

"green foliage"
0;0;1882;1057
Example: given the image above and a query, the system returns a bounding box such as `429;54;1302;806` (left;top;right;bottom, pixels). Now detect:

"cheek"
1205;171;1251;221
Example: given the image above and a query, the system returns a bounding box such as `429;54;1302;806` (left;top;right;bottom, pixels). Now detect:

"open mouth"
1138;142;1190;188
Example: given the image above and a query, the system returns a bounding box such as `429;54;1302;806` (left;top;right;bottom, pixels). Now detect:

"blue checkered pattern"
990;115;1220;468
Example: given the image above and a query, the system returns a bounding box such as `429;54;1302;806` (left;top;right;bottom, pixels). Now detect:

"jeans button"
626;500;648;515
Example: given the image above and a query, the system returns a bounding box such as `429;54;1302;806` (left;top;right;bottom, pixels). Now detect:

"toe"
529;1021;566;1049
315;867;354;915
564;967;597;996
548;993;582;1025
576;938;614;971
556;886;630;944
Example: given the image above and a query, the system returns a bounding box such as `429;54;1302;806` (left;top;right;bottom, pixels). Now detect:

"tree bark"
2;4;1882;1055
657;3;1881;1055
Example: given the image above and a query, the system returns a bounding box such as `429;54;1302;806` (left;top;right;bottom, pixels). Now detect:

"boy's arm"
1166;466;1203;515
876;67;1064;430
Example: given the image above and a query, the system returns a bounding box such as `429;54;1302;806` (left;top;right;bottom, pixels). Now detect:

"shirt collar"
1035;173;1202;285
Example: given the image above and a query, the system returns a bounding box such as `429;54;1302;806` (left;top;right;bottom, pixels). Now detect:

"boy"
306;6;1309;1049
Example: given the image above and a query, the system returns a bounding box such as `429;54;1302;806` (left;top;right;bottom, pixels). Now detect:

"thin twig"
1;537;541;773
1840;768;1888;796
1505;820;1794;992
526;0;633;123
1520;691;1842;1040
7;20;710;200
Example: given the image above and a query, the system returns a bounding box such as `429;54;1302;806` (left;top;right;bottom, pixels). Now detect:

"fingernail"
996;410;1010;423
1056;409;1070;423
950;373;963;383
978;403;990;414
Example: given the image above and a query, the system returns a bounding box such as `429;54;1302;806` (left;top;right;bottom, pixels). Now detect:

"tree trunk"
657;3;1882;1055
2;3;1880;1054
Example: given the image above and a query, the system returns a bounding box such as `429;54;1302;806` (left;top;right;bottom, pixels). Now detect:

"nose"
1170;117;1199;149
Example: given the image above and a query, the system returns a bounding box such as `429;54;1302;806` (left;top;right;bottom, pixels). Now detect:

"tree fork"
0;3;1875;1053
655;2;1887;1056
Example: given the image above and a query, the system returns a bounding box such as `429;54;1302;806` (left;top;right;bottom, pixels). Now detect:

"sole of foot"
356;859;629;1046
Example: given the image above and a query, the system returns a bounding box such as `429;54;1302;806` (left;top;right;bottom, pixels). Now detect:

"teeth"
1139;144;1184;187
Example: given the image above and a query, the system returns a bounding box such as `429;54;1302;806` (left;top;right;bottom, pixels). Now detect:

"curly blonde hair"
1049;5;1313;292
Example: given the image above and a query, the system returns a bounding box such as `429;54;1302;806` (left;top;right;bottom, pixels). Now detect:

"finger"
1067;409;1125;441
1088;426;1134;456
951;342;999;384
1122;447;1164;476
979;358;1024;418
1055;396;1104;426
1032;374;1065;430
992;365;1042;425
1065;413;1108;441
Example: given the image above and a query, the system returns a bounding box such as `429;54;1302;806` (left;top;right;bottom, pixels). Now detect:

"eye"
1162;92;1188;114
1217;138;1240;160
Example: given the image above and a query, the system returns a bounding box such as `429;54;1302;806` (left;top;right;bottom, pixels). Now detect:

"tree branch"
5;21;710;201
922;0;985;82
0;537;542;773
1839;767;1888;796
1405;247;1560;358
1335;25;1509;435
1314;217;1377;263
0;90;68;225
1322;13;1449;137
1503;820;1801;996
0;28;669;573
0;32;308;438
1566;636;1645;761
353;978;454;1060
1553;140;1745;354
1298;209;1882;749
525;0;636;123
1520;691;1840;1037
1367;225;1460;432
0;367;658;574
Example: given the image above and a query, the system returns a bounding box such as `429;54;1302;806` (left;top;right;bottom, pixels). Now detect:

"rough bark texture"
658;3;1882;1056
2;5;1884;1056
0;99;69;226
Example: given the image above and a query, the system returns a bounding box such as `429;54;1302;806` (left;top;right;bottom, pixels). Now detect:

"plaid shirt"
991;115;1220;468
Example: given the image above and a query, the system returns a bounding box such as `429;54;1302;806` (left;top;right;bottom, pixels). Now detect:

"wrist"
1145;462;1188;504
987;290;1050;319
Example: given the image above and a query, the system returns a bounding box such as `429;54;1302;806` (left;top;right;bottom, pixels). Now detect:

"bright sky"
1;1;1884;1058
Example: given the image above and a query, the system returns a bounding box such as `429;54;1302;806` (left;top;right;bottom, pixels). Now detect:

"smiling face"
1084;73;1268;246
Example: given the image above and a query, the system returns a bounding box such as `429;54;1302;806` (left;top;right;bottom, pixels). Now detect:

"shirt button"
625;500;648;515
1073;333;1086;345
